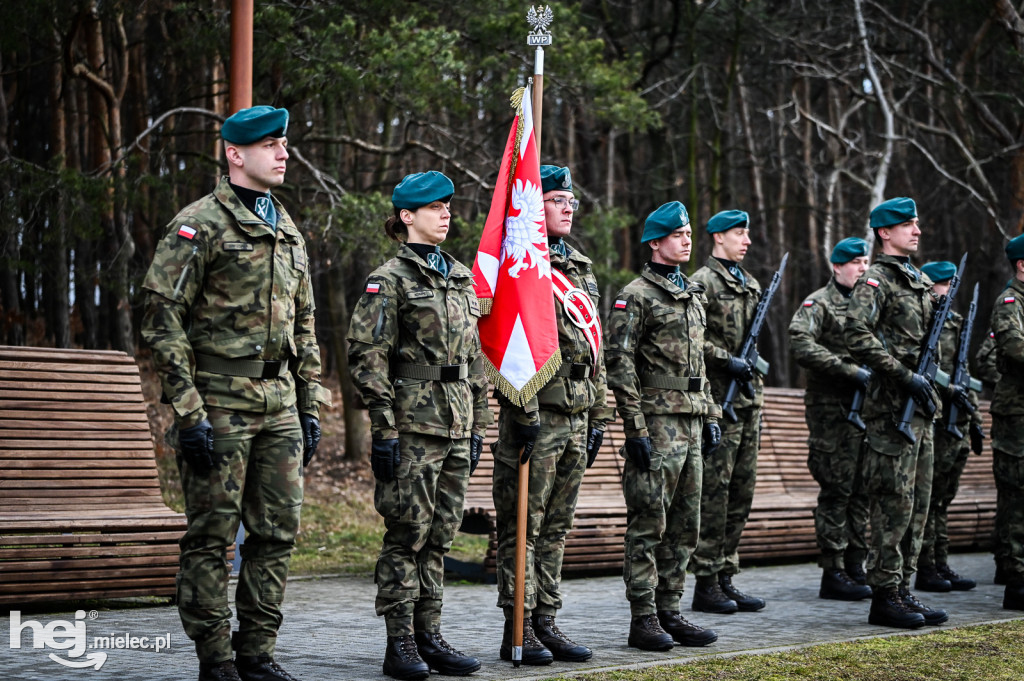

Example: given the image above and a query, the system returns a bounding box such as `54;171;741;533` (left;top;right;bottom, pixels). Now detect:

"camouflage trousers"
622;414;703;616
691;405;760;578
861;414;933;590
919;425;970;567
174;405;303;663
373;432;470;637
805;400;870;569
492;408;587;616
993;413;1024;582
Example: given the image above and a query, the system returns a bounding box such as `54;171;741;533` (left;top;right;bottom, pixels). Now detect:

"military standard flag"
472;85;560;406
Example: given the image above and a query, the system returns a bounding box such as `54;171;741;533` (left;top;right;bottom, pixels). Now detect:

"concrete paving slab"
3;552;1020;681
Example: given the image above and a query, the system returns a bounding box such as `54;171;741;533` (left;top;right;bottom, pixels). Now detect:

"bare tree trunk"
326;260;367;461
0;51;23;346
49;27;71;348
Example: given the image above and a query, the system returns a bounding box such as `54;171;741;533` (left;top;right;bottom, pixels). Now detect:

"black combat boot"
897;587;948;625
844;557;868;586
627;613;674;651
691;575;738;614
1003;580;1024;611
382;635;430;681
819;568;872;601
235;655;300;681
531;614;592;662
868;587;926;629
937;563;976;591
657;610;718;647
414;632;481;675
499;614;554;666
199;660;242;681
995;563;1008;585
913;564;952;592
718;574;766;612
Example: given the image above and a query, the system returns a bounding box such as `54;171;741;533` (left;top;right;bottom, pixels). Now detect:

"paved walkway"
4;552;1020;681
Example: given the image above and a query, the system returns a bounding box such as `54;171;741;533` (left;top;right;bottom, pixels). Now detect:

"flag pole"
510;5;554;668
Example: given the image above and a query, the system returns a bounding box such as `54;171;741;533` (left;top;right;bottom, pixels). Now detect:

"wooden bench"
0;346;187;605
458;387;997;576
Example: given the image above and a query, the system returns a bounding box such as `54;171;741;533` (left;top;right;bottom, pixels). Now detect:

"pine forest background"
3;0;1024;459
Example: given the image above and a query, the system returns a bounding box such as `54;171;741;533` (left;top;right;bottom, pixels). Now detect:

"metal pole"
229;0;254;113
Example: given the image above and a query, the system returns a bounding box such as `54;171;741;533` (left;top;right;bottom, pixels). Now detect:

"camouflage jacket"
991;277;1024;416
691;256;764;409
935;310;982;428
498;242;614;428
347;244;490;440
606;264;721;439
141;177;329;428
844;254;939;421
788;278;864;403
974;329;1001;389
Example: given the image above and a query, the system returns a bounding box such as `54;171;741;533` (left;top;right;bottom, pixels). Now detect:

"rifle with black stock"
895;252;967;444
721;252;789;423
846;366;871;432
944;282;983;438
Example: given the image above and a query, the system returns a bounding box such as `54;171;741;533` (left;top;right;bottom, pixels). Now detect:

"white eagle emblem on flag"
501;178;550;279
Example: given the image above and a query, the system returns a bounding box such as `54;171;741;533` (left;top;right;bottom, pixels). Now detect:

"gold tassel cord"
483;352;562;408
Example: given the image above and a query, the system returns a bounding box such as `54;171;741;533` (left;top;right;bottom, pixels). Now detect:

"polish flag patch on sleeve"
803;300;814;307
1004;296;1016;304
866;278;880;288
614;299;628;309
366;282;381;294
177;225;197;240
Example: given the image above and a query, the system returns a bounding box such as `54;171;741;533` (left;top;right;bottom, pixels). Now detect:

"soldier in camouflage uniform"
606;202;722;651
690;210;767;614
347;171;490;680
990;234;1024;611
788;237;874;602
915;261;985;593
844;197;947;629
142;106;330;681
491;165;613;665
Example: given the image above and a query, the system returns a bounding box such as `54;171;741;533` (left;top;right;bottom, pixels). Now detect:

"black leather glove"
702;421;722;456
950;385;976;414
469;434;483;475
510;419;541;464
624;436;652;472
969;422;985;455
300;414;320;467
725;355;753;382
179;419;214;473
585;427;604;468
371;438;400;483
852;365;873;389
906;372;937;416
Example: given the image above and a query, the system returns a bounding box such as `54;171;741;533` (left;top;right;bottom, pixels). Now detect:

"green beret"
707;210;749;234
641;201;690;244
221;105;289;145
921;261;956;283
870;197;917;229
540;165;573;193
1007;234;1024;262
829;237;869;264
391;171;455;210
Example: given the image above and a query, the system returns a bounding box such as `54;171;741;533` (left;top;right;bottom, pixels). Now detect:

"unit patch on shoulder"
1004;296;1016;304
366;282;381;294
866;278;880;288
177;225;197;240
614;299;628;309
803;300;814;307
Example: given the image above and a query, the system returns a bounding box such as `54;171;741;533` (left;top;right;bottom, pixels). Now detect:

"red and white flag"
472;85;561;406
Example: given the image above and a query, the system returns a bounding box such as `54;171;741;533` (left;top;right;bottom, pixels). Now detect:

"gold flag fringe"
484;352;562;408
478;298;493;316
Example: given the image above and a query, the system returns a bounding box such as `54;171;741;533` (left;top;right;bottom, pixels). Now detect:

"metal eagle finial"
527;5;553;46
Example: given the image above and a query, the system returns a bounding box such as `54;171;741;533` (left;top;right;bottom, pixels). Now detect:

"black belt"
640;374;703;392
555;362;590;379
394;363;469;382
195;354;289;379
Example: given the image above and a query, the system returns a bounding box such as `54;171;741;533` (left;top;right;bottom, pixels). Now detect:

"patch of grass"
291;492;383;575
567;621;1024;681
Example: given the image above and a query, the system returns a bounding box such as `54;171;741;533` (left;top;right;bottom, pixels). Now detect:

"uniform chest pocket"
291;245;307;272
